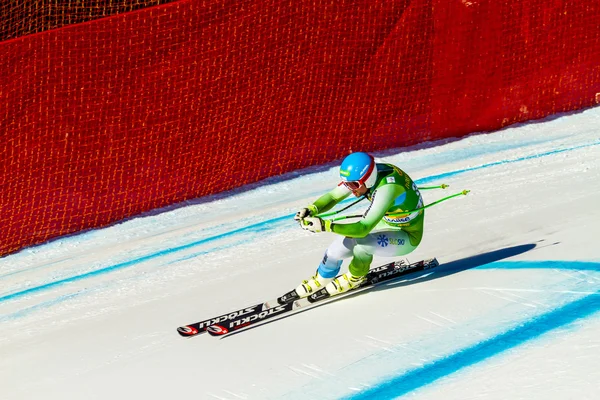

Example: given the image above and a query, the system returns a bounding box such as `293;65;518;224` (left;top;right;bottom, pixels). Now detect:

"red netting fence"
0;0;176;41
2;0;600;256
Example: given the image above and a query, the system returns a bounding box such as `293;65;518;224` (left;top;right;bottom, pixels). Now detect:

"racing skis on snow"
204;258;439;338
176;302;266;337
177;258;438;338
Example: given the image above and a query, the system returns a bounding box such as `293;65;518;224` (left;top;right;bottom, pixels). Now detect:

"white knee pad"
326;236;356;259
317;236;355;278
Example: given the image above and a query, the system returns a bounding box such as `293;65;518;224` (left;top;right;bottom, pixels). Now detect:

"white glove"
301;217;326;233
294;207;312;221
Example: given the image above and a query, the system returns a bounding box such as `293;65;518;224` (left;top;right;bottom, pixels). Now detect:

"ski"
177;279;360;337
206;258;439;338
262;288;301;309
177;303;266;337
177;291;302;337
177;293;299;338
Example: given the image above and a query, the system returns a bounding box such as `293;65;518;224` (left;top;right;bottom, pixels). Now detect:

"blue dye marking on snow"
408;137;555;168
0;215;288;304
2;141;599;303
481;260;600;272
0;291;86;322
342;260;600;400
416;141;600;185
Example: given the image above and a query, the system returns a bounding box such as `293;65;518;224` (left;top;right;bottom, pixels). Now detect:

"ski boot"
295;270;333;298
325;271;366;296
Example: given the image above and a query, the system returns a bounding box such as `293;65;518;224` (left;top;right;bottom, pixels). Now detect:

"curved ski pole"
316;184;453;220
315;195;367;219
326;190;470;222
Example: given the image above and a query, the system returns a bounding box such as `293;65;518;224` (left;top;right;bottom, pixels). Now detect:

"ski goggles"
340;158;375;190
341;180;364;190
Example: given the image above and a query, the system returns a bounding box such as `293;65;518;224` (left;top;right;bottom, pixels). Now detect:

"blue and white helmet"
339;152;377;190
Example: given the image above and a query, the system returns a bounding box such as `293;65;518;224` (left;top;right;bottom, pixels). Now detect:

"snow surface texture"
1;107;599;400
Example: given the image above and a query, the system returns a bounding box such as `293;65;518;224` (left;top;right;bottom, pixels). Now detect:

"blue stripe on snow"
342;260;600;400
2;140;599;303
0;215;288;303
416;141;600;185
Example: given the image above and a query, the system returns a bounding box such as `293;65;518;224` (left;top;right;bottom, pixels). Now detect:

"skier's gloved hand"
294;208;311;221
301;217;332;233
294;205;317;221
301;217;324;232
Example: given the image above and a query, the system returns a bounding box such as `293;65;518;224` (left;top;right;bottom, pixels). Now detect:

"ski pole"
326;190;469;222
316;184;451;219
316;195;367;219
417;184;449;190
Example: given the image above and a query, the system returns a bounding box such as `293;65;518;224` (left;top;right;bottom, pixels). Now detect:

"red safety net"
2;0;600;256
0;1;175;41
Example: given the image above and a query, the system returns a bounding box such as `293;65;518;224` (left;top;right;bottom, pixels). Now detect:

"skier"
294;151;424;297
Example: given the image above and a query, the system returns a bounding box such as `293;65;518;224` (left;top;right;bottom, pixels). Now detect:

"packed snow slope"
1;106;599;400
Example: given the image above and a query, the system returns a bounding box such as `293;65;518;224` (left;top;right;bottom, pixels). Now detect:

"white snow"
1;106;599;400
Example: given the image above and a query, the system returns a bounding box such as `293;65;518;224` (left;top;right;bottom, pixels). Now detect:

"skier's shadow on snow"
376;243;539;292
222;244;541;338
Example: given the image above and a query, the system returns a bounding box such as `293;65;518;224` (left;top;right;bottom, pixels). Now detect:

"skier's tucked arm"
328;184;405;238
307;184;352;215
